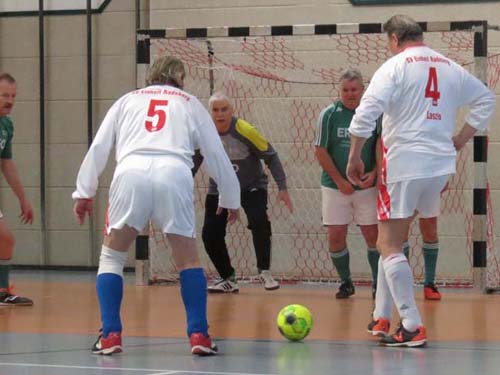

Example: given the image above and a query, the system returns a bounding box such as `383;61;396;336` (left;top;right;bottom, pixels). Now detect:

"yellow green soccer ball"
277;304;313;341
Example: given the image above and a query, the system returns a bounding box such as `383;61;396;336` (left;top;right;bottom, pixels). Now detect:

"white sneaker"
259;270;279;291
207;279;239;293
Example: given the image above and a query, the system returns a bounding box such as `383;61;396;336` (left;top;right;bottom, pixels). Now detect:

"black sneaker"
380;323;427;347
0;290;33;306
335;280;355;299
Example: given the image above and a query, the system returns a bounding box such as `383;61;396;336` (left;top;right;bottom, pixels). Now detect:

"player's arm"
346;134;368;186
72;100;118;224
1;159;33;224
192;99;240;221
454;70;496;151
314;108;354;195
236;120;293;212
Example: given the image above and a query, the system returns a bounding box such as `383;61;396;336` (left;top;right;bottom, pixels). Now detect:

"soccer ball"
277;304;313;341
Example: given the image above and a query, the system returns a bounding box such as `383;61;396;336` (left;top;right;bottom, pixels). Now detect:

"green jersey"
315;101;379;190
0;116;14;159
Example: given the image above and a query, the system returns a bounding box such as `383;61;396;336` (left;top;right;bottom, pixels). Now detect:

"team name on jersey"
337;127;350;138
131;88;191;101
406;56;451;66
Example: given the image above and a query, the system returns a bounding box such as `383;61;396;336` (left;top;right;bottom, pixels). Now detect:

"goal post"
135;20;499;292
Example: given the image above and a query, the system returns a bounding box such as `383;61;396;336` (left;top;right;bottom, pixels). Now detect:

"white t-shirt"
72;85;241;209
350;45;496;183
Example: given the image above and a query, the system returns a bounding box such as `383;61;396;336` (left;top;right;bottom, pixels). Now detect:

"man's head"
339;69;364;110
208;92;234;134
146;55;186;89
383;15;424;55
0;73;17;116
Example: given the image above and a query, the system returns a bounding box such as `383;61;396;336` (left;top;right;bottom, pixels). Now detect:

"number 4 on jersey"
425;67;440;106
145;99;169;132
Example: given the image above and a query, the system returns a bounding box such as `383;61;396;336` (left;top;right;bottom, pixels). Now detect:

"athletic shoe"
367;317;390;336
207;278;239;293
0;288;33;306
424;283;441;300
259;270;280;291
92;330;122;355
190;332;218;356
335;280;355;299
380;324;427;347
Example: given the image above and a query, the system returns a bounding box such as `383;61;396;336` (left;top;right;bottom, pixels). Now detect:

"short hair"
339;68;364;85
146;55;185;87
383;15;423;45
208;92;232;109
0;73;16;84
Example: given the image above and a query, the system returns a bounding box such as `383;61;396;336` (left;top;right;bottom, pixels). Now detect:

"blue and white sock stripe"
136;20;485;41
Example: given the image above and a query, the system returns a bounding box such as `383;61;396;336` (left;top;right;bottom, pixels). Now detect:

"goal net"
138;22;500;288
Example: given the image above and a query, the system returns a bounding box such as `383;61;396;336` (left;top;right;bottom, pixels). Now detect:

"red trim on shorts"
377;139;391;221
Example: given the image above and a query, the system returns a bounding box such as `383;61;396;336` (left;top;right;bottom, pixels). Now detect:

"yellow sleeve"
234;118;269;152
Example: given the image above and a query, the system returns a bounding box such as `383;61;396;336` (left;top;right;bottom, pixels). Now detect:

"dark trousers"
201;189;272;280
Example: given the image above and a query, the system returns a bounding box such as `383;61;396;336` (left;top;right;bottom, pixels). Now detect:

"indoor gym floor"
1;270;499;375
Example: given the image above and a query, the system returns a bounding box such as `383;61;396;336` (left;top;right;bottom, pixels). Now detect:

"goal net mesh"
145;29;500;288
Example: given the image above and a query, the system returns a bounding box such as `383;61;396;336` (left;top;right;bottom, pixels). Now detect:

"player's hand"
337;179;355;195
277;190;294;213
452;135;466;151
73;198;93;225
346;157;365;187
359;169;376;189
217;206;240;224
19;199;34;225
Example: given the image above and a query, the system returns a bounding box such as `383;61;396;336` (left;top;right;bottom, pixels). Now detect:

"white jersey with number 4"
72;85;240;210
350;45;496;183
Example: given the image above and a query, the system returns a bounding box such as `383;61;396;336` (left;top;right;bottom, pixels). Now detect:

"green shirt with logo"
0;116;14;160
315;101;379;190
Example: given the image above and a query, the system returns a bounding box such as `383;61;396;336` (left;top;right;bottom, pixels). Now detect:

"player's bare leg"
168;233;217;356
360;224;379;299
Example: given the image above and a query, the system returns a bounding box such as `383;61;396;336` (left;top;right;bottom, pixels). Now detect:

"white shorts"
377;175;449;221
321;186;378;226
106;155;195;237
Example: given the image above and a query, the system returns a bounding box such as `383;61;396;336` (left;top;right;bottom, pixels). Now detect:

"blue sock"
180;268;208;337
96;273;123;337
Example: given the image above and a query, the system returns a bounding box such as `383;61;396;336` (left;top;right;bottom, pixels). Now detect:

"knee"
419;219;438;243
248;219;271;237
0;232;15;260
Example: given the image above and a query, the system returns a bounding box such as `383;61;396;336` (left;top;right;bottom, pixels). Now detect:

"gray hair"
146;55;185;88
0;72;16;84
208;92;232;109
383;15;423;45
339;68;364;84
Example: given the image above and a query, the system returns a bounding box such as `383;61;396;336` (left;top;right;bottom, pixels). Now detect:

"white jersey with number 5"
350;44;496;183
72;85;240;210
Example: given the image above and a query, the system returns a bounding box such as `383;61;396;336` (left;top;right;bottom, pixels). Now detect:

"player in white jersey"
72;56;241;356
347;15;496;347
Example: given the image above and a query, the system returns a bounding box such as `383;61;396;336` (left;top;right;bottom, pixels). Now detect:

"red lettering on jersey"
426;111;442;120
425;67;441;106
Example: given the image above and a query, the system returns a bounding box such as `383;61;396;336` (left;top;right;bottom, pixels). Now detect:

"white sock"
383;253;422;331
373;257;393;320
97;246;128;277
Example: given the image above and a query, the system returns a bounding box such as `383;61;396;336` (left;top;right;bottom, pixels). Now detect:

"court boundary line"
0;362;278;375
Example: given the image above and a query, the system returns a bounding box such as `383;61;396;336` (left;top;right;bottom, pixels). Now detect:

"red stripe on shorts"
377;140;390;221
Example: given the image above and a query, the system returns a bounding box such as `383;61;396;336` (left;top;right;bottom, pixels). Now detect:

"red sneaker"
92;331;122;355
190;333;218;356
424;283;442;300
380;324;427;347
367;317;390;337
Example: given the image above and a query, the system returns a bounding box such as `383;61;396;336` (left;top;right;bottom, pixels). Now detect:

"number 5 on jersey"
145;99;169;132
425;67;440;106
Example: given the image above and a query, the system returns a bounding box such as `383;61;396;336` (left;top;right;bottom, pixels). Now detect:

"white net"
145;30;499;288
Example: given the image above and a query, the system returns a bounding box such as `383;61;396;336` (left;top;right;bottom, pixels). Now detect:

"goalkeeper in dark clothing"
193;92;293;292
